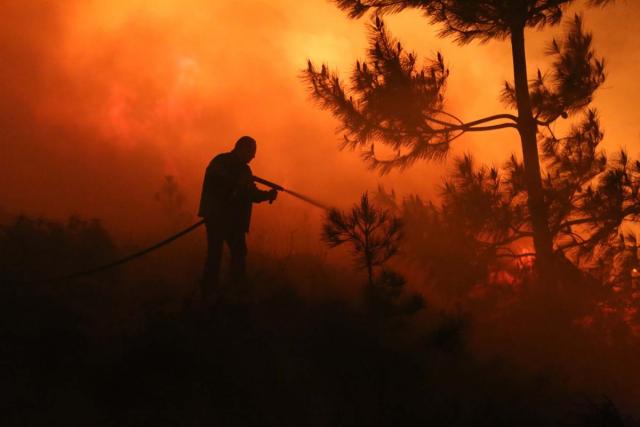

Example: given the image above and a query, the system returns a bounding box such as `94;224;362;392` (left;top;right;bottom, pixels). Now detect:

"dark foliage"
1;215;639;425
365;269;425;319
304;5;608;173
416;109;640;291
0;215;115;284
375;187;494;299
334;0;613;43
2;282;637;426
323;192;402;286
303;15;526;173
502;14;606;121
304;17;455;173
305;0;616;280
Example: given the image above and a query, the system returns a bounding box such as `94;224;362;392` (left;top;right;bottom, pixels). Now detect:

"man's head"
233;135;257;164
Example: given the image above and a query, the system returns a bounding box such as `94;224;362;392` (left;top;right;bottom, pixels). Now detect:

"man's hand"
268;189;278;204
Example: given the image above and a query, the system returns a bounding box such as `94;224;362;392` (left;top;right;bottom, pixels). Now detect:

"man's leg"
201;221;224;301
226;230;247;288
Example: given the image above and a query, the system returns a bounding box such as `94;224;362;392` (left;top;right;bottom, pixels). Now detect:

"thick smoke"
0;0;638;245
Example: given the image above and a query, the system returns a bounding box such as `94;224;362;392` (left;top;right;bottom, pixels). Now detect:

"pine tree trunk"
510;24;555;282
366;261;374;288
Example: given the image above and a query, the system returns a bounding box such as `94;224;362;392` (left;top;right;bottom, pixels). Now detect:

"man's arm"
245;166;277;203
249;181;277;203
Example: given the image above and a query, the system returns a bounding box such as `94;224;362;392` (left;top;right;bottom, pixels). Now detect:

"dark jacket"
198;152;272;233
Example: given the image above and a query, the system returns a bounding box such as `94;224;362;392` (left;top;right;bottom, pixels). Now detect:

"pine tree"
379;110;640;301
323;192;402;287
304;0;613;283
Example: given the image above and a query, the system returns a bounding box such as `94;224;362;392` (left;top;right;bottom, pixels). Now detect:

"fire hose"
28;176;329;284
253;176;330;210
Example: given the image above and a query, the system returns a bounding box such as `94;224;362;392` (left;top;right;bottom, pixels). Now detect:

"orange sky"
0;0;639;242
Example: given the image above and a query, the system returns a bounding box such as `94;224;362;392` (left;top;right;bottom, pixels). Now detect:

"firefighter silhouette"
198;136;277;300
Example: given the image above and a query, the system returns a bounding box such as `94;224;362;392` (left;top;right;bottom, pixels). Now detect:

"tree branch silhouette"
323;193;403;287
303;17;518;172
304;0;614;284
